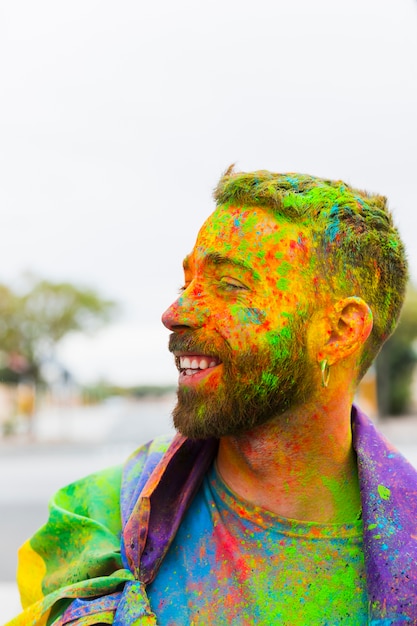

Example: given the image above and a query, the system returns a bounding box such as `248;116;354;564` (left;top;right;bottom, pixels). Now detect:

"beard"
169;315;315;439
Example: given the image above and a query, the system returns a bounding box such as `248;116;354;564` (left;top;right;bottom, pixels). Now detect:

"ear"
316;297;373;366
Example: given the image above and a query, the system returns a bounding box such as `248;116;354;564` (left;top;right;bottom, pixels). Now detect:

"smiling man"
9;168;417;625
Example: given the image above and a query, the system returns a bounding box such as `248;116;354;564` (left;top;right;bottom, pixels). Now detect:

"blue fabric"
147;463;369;624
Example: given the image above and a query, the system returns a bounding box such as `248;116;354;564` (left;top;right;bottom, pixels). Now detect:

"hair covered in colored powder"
214;167;408;377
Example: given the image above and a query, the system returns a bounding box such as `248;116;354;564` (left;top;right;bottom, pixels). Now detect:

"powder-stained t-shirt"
147;462;368;625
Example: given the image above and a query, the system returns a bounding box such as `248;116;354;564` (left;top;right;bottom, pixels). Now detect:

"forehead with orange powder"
182;203;315;340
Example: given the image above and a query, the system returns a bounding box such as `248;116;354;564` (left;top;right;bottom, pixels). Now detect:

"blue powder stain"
234;216;240;228
285;176;300;189
369;615;411;626
238;308;266;325
325;205;340;242
354;195;365;209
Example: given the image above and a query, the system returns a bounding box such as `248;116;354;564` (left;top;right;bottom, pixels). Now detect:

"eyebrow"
183;252;260;280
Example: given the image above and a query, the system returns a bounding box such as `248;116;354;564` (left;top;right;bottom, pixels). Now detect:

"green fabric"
37;464;124;596
8;438;164;625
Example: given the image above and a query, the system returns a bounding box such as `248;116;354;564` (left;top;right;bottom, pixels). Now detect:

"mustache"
168;332;230;359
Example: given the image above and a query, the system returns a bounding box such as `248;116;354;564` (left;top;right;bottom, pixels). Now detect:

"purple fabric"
59;592;121;622
120;436;174;573
122;435;218;584
353;406;417;622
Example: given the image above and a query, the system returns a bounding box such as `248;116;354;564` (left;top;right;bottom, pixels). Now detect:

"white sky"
1;0;416;385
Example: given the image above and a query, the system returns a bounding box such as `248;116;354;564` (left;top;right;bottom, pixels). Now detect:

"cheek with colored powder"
234;307;267;326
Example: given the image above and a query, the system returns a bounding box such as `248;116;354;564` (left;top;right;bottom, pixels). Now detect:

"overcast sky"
1;0;416;385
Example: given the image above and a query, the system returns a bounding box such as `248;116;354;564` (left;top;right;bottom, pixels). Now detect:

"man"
8;168;416;624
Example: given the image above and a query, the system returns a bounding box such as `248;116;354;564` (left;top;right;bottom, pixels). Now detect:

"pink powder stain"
213;521;252;586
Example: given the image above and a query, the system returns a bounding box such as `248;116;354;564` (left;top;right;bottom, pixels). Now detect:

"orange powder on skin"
184;205;312;350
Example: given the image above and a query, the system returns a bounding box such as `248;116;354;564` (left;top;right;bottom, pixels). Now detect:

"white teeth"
179;355;220;371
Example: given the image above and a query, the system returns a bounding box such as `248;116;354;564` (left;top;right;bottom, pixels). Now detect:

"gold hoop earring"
321;359;330;388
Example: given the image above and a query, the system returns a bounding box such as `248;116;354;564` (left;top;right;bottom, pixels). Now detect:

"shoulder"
353;405;417;498
51;433;176;525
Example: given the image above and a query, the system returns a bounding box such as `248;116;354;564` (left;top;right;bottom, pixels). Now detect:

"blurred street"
2;399;417;621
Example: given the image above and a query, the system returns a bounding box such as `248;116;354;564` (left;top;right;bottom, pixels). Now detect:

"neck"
216;394;361;524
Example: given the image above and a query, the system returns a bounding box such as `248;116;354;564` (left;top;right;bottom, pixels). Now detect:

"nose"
161;286;209;332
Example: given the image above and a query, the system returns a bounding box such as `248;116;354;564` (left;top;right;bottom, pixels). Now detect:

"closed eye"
177;278;248;294
219;277;248;291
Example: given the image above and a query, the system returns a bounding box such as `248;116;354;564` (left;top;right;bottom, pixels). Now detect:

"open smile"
174;352;223;384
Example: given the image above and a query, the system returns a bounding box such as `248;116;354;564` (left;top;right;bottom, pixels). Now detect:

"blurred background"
1;0;417;618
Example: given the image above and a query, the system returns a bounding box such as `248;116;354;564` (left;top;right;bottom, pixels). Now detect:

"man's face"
162;204;318;439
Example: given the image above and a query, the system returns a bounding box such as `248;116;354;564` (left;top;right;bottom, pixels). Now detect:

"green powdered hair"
213;166;408;377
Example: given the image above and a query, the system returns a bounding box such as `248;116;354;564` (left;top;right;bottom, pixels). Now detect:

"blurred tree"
0;285;20;355
0;278;117;383
376;283;417;416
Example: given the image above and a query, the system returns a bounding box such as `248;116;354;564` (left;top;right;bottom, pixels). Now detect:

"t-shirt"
147;462;368;625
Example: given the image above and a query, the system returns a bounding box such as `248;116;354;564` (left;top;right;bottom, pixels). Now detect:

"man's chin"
172;403;220;439
172;383;225;439
171;394;283;440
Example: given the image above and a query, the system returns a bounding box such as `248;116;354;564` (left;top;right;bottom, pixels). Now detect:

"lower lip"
178;364;222;386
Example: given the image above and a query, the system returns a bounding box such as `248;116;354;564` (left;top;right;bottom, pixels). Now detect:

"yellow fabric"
17;539;48;609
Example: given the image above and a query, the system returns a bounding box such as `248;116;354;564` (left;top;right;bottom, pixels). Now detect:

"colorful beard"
168;317;314;439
